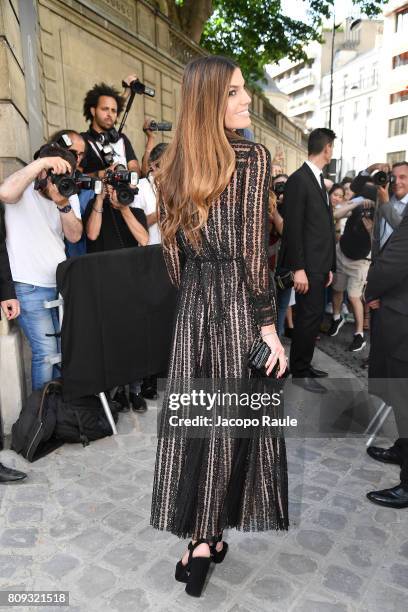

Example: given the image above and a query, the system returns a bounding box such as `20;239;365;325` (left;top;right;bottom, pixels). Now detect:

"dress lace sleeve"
163;239;181;288
159;200;181;289
242;143;277;327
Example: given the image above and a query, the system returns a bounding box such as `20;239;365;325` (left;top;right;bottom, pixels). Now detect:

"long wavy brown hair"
157;56;239;248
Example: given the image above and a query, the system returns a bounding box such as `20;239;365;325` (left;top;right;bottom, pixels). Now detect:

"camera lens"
53;174;77;198
116;185;134;206
373;171;388;186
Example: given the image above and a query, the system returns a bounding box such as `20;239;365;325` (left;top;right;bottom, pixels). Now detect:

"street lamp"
339;84;359;179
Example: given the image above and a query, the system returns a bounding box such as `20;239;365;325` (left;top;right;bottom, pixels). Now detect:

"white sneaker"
341;303;349;316
325;302;333;314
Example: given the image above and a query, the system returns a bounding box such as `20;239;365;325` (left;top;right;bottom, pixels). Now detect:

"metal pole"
328;10;336;130
367;404;393;447
339;83;346;179
99;392;118;435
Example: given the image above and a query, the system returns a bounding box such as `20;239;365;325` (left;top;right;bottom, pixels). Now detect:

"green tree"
155;0;386;84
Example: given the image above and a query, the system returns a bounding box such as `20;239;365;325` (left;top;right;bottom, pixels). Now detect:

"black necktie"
320;173;328;205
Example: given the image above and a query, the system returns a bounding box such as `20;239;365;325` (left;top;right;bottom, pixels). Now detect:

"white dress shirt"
380;193;408;249
305;160;329;206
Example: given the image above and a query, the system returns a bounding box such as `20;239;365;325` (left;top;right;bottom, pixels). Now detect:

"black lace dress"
150;140;289;539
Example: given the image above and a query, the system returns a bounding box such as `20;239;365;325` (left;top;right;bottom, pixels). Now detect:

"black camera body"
74;173;103;195
273;181;286;196
122;79;155;98
105;164;138;205
94;130;121;167
371;170;396;187
37;170;102;198
147;120;172;132
355;203;375;221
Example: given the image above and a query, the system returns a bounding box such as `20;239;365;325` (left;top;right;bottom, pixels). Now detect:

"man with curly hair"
80;80;141;175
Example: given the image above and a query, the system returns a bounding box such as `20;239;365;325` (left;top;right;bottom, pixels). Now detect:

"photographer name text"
168;415;297;428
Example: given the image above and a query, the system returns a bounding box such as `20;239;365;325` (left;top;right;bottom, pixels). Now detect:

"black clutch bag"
275;270;294;290
248;337;279;378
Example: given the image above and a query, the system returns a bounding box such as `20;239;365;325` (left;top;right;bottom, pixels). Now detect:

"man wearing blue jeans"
0;144;82;390
13;283;61;389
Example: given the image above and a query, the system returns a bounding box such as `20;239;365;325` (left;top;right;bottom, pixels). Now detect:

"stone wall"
1;0;306;177
0;0;30;179
35;0;306;172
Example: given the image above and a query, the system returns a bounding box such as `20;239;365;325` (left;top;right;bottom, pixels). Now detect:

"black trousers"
290;273;326;377
369;309;408;485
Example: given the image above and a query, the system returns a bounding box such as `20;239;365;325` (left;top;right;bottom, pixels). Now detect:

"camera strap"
118;90;136;134
88;139;106;165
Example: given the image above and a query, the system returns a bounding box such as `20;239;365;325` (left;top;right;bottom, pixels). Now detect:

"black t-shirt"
83;197;147;253
339;205;371;260
80;128;137;173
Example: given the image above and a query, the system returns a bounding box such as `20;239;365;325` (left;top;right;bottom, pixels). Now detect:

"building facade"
380;1;408;164
319;46;382;178
266;42;323;132
267;19;383;138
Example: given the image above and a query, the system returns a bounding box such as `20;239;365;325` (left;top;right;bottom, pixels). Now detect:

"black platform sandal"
175;549;189;583
210;533;228;564
175;540;211;597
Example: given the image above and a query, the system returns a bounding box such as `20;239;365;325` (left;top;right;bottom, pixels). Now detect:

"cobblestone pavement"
317;314;370;384
0;349;407;612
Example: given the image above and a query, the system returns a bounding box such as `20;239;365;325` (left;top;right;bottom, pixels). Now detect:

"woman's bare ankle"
192;543;210;558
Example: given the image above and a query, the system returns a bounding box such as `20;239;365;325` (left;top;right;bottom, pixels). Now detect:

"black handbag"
275;269;294;290
248;337;279;378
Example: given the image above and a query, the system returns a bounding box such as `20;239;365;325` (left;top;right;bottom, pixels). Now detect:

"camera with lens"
95;130;121;167
122;79;155;98
47;170;103;198
104;164;138;205
146;120;172;132
273;181;286;197
369;170;396;187
357;169;396;189
355;203;375;221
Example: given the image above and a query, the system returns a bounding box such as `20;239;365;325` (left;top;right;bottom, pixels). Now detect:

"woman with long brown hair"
150;55;288;597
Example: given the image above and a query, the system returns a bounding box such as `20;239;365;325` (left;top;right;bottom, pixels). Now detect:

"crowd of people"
267;127;408;510
0;57;407;596
0;76;167;412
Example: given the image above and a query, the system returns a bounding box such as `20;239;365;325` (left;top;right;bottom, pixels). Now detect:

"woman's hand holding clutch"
261;327;287;378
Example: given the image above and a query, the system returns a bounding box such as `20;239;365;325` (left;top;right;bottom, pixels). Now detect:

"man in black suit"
0;210;27;483
364;161;408;508
280;128;336;393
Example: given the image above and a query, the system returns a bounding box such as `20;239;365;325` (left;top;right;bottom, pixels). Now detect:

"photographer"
270;174;290;336
327;183;375;351
48;129;93;257
370;162;408;259
140;118;163;179
83;169;148;412
80;79;141;176
134;143;167;245
84;171;148;252
0;145;82;390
